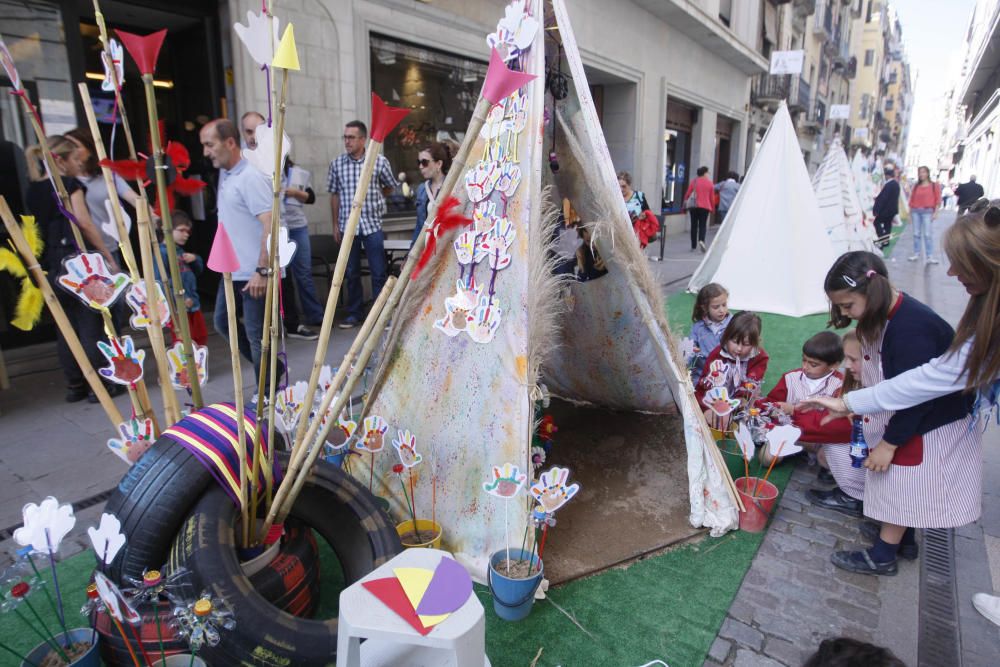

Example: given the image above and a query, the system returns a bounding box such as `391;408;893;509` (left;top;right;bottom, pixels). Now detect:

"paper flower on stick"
734;423;756;462
13;497;76;554
370;92;411;143
107;416;155;464
101;38;124;92
243;122;291;178
537;414;557;441
233;10;280;67
483;463;526;498
0;37;22;91
530;466;580;514
0;215;44;331
486;0;540;62
703;387;740;417
265;225;297;269
766;424;803;458
392;430;422;468
57;252;129;309
171;593;235;651
125;281;170;330
358;416;389;452
87;513;126;565
167;341;207;389
98;336;145;385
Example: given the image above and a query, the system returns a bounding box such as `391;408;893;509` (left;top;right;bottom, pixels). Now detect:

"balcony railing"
752;74;790;105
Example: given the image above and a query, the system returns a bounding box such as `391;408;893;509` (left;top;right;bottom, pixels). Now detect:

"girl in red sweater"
695;311;769;411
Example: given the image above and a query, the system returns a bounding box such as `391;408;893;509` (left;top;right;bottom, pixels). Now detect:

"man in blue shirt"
327;120;398;328
200;118;274;378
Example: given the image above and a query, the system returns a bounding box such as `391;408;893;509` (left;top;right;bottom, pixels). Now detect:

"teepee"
812;137;877;253
352;0;738;568
851;149;875;217
688;102;838;317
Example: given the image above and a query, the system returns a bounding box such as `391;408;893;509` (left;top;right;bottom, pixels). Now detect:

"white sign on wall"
854;127;869;140
769;50;805;75
829;104;851;120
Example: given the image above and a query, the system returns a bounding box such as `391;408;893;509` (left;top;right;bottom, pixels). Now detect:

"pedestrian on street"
820;251;979;577
955;175;985;215
714;171;740;225
327;120;398;329
907;165;942;264
411;142;452;245
684;166;714;252
281;158;324;340
872;166;900;249
803;200;1000;622
158;210;208;346
200;118;276;380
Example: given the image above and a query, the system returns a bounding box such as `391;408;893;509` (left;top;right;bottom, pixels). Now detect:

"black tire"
95;598;188;667
167;454;403;666
102;437;214;583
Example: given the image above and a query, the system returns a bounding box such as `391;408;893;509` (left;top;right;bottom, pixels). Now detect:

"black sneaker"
831;549;897;576
338;317;360;330
65;385;89;403
859;521;919;560
806;487;863;518
288;325;319;340
817;468;835;484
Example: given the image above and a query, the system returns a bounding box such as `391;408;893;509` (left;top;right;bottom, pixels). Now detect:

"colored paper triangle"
116;29;167;76
394;567;449;628
272;24;300;70
482;47;536;105
362;577;431;636
369;93;410;143
415;556;473;616
207;222;241;273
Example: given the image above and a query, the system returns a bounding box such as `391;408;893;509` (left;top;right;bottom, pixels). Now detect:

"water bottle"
849;416;869;468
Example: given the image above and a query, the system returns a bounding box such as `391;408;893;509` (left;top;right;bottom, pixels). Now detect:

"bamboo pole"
78;82;178;427
0;197;124;427
221;271;250;546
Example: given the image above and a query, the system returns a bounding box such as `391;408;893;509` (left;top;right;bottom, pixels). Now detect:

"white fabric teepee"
812;138;877;254
688;102;838;317
850;150;875;216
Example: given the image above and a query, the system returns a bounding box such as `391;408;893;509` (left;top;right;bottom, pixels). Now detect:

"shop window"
370;35;486;217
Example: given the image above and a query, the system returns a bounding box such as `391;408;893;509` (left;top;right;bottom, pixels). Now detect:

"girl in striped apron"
823;251;977;575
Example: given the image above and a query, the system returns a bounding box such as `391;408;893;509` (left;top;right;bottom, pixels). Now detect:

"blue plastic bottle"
849;416;869;468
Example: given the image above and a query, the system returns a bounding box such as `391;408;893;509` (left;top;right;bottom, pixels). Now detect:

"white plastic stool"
337;548;490;667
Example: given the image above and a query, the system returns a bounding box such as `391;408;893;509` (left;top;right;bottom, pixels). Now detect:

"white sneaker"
972;592;1000;627
908;254;920;261
926;256;940;265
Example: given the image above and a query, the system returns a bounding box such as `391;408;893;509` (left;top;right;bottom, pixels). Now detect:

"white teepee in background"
813;137;877;254
688;102;838;317
851;150;875;216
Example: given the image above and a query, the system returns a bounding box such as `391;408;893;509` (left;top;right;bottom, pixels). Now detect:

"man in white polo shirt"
200;118;274;378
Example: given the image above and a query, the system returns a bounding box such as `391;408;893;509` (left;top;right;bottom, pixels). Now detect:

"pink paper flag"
482;48;536;105
208;222;240;273
369;93;411;143
117;29;167;76
415;556;472;616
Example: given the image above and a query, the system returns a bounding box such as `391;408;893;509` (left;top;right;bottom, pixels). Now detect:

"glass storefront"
369;35;486;217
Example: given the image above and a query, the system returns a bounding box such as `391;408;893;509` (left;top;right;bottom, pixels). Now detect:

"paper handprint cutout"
358;416;389;452
107;417;155;464
392;430;422;468
734;422;755;462
530;466;580;514
58;253;129;309
766;424;803;458
483;463;527;499
97;336;145;385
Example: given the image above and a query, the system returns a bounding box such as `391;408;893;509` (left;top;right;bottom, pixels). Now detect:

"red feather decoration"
100;158;146;182
412;196;470;279
172;175;206;196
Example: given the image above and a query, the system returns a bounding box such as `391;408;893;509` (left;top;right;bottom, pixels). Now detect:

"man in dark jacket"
872;166;900;249
954;176;984;214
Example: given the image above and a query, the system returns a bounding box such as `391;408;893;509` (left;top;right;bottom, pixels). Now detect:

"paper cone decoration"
208;222;241;273
369;93;411;143
117;29;167;76
272;24;300;70
482;47;536;105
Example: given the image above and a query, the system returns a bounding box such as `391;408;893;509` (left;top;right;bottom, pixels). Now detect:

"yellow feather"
19;215;43;258
0;248;27;279
12;278;44;331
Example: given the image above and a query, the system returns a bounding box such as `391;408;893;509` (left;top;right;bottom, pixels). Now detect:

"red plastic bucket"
734;477;778;532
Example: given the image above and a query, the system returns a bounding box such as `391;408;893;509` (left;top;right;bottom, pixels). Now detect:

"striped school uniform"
859;295;980;528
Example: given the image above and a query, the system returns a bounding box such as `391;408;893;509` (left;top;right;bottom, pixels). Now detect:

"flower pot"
734;477;779;533
488;548;543;621
21;628;100;667
154;655;207;666
395;519;442;549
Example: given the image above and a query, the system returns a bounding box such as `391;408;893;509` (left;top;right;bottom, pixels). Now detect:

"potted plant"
391;430;442;548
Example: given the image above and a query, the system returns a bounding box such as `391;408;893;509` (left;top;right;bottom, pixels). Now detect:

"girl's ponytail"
824;251;894;345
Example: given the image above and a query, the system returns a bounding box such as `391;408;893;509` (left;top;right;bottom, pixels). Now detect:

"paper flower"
93;571;141;624
233;10;280;68
734;423;755;462
243;122;291;179
57;252;129;309
107;416;155;464
100;38;124;92
87;513;126;565
391;430;422;468
95;336;143;386
766;424;804;458
434;281;483;337
275;381;307;436
102;198;132;243
122;567;189;606
14;497;76;554
537;415;557;441
266;225;297;269
530;466;580;514
125;281;170;330
170;593;235;652
167;341;208;390
358;416;389;452
483;463;526;498
464;161;501;203
530;446;546;470
486;0;539;61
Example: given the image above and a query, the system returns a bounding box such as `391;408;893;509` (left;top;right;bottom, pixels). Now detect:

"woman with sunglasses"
802;199;1000;624
410;142;452;246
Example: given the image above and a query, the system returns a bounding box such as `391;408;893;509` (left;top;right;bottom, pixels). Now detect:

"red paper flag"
362;577;431;635
482;48;536;105
413;196;470;279
116;29;167;76
369;93;411;143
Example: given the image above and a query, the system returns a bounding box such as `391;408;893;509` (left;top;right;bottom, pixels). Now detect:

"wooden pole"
0;197;124;427
221;272;250;546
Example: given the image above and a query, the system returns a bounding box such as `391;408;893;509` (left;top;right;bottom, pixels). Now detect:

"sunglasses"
417;159;431;167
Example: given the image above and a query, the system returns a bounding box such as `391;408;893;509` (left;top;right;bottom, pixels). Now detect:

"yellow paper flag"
394;567;449;628
272;24;300;70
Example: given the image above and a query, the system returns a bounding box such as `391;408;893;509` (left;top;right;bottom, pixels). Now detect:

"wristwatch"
255;266;274;277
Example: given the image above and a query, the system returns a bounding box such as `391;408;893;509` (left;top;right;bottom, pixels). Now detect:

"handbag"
685;189;698;209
